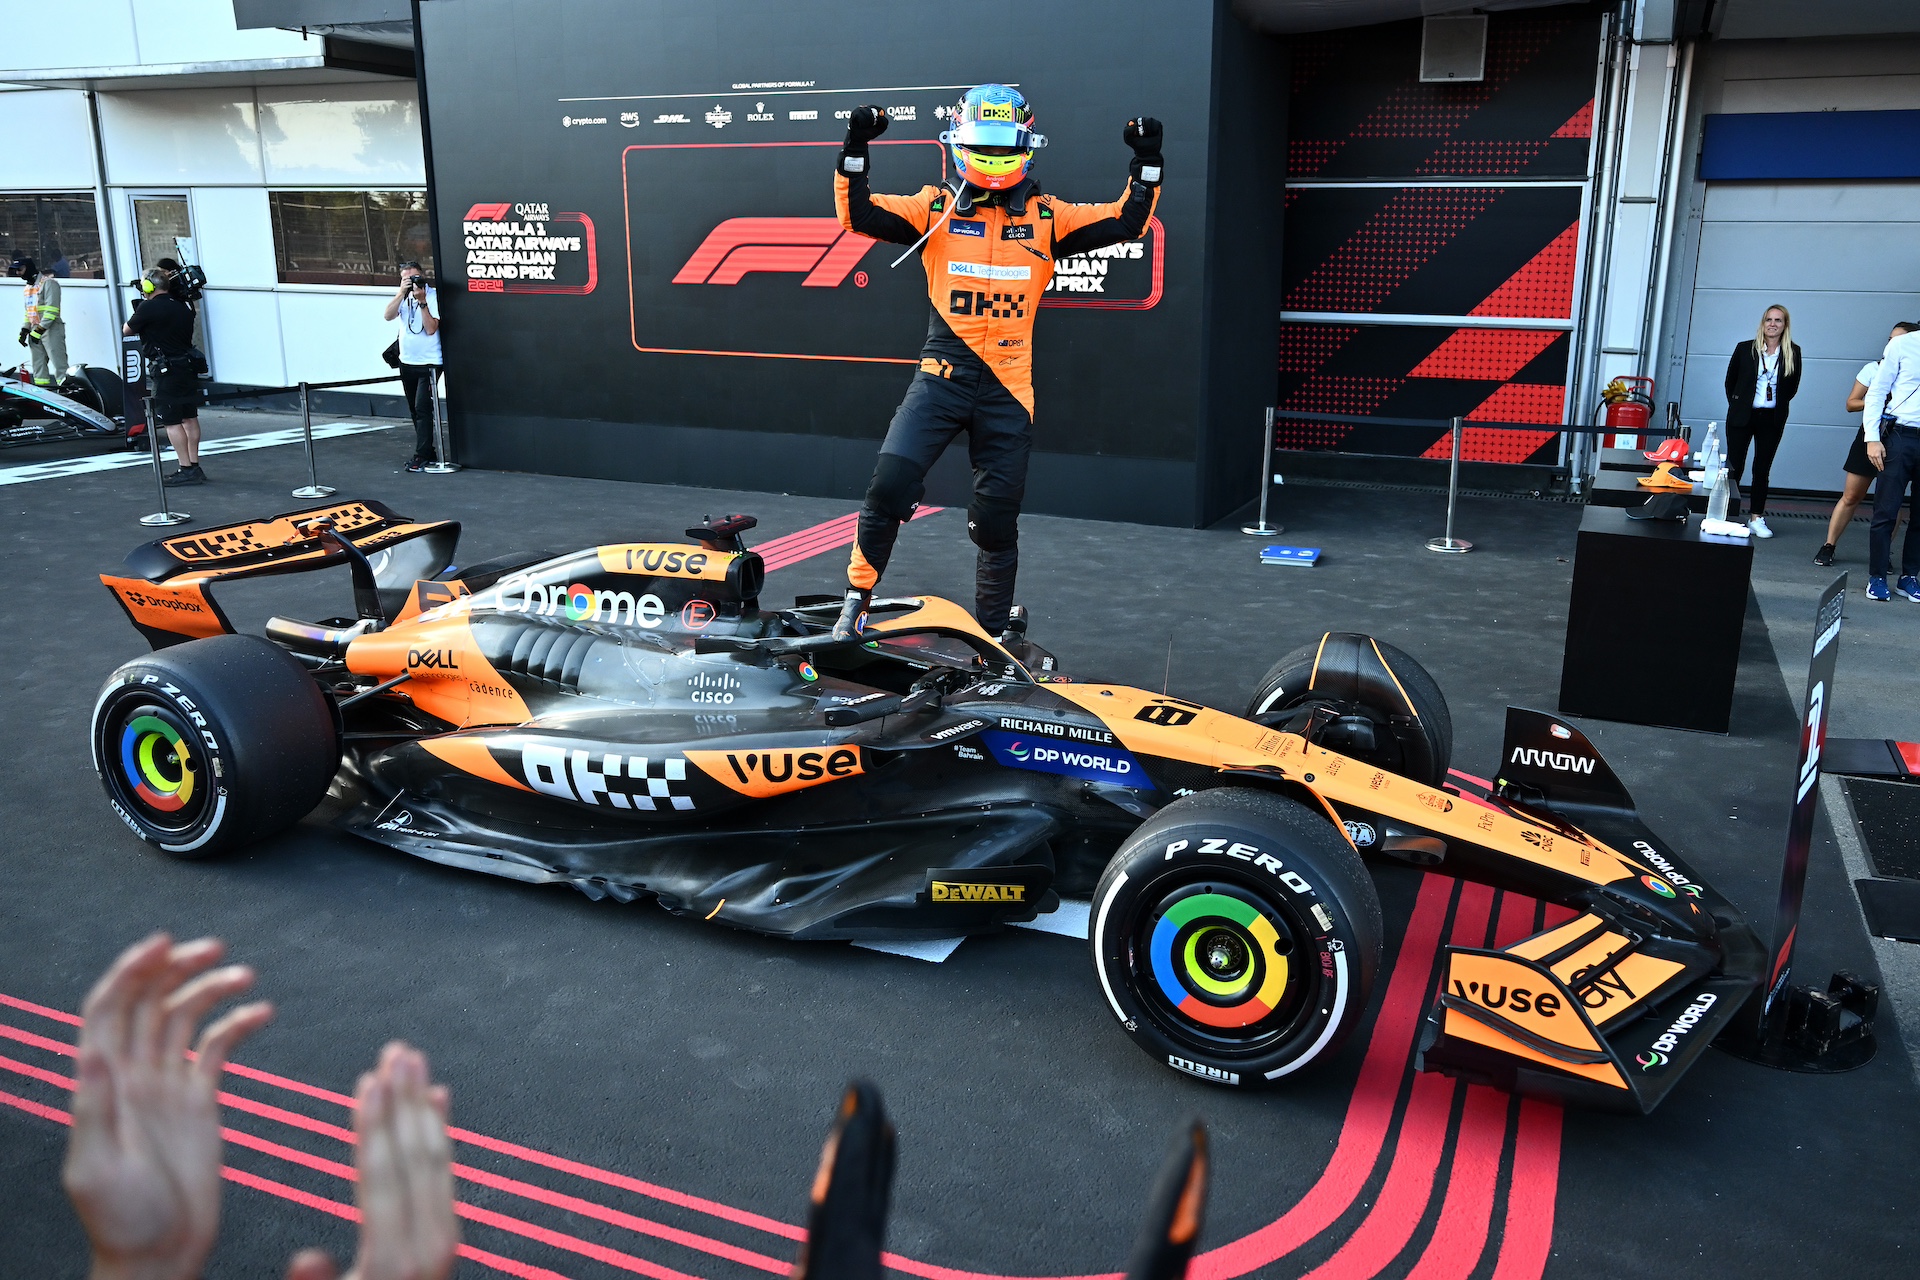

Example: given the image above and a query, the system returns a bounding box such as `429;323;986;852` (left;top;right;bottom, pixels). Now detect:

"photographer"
123;266;205;486
382;261;442;472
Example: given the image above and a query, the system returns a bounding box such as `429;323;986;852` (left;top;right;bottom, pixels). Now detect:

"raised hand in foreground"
64;932;275;1280
792;1080;895;1280
285;1042;459;1280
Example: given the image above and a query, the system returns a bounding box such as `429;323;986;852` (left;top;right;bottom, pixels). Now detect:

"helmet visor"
957;147;1029;178
952;118;1029;150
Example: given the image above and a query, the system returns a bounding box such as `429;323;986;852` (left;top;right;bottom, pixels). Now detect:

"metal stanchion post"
291;380;336;499
1425;416;1472;554
138;395;190;527
422;366;460;473
1241;406;1284;536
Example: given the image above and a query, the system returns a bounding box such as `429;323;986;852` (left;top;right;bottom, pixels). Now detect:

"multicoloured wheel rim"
116;711;200;820
1146;889;1293;1031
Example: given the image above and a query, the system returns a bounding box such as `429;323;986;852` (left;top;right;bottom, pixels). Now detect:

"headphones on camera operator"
132;265;210;379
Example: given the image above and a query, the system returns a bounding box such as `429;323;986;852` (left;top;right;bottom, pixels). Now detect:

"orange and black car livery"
834;169;1158;414
94;503;1765;1114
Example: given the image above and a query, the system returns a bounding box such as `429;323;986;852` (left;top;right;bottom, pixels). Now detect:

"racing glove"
1124;116;1164;186
1123;1120;1209;1280
793;1081;894;1280
840;104;889;175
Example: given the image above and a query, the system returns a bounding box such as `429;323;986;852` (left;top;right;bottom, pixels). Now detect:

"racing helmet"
943;84;1045;191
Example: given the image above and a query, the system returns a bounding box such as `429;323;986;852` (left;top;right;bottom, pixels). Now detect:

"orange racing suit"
833;158;1159;632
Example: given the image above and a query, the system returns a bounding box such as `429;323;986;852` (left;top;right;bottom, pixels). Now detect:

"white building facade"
0;0;424;394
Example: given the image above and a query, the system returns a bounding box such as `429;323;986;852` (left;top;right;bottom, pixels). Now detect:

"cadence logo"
673;218;876;287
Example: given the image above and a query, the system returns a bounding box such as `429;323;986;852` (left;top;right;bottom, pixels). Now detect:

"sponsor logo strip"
978;730;1153;790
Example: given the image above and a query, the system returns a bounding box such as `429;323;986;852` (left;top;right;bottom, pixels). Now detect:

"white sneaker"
1748;516;1773;539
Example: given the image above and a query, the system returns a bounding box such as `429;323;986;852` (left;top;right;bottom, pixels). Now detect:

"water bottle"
1706;462;1730;524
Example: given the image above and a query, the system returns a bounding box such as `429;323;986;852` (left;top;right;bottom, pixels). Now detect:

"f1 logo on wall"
462;202;598;295
673;218;876;288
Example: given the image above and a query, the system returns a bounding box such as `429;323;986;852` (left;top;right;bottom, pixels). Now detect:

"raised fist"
1123;116;1163;157
846;105;890;145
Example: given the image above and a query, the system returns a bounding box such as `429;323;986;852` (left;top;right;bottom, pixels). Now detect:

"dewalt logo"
930;881;1028;904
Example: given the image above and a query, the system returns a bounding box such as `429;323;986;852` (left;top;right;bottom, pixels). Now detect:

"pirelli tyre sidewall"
91;635;339;859
1094;788;1383;1088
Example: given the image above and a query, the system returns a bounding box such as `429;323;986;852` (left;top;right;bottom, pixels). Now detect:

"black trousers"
400;362;442;460
1869;425;1920;579
1726;405;1787;517
850;363;1032;633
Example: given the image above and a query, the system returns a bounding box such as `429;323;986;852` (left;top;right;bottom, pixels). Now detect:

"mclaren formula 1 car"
92;500;1767;1112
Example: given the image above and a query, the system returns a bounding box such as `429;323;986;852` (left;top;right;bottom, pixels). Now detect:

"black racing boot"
974;545;1018;637
997;605;1060;674
831;587;872;640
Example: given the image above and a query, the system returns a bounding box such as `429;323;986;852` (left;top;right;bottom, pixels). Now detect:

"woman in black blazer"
1722;304;1802;537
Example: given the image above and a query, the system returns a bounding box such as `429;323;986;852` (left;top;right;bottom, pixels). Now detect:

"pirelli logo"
930;881;1028;904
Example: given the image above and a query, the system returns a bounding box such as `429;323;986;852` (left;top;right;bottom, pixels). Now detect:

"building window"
268;190;434;286
0;193;105;278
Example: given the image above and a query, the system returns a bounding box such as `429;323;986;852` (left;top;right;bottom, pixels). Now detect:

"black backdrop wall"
418;0;1286;527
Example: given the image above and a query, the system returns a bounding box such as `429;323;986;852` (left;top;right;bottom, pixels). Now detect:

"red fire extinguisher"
1600;376;1654;433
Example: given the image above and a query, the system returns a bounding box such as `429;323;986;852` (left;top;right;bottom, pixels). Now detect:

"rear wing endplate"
101;499;460;649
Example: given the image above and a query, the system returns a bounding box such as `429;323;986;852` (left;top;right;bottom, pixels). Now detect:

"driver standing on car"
830;86;1162;643
10;254;67;387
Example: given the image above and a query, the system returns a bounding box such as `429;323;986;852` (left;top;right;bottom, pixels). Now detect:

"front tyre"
91;635;340;859
1093;788;1382;1087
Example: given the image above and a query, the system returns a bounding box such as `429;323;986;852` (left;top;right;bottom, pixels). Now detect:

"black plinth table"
1587;468;1711;513
1559;505;1753;734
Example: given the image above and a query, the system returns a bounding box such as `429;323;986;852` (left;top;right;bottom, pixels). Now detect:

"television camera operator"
124;265;207;486
382;262;442;472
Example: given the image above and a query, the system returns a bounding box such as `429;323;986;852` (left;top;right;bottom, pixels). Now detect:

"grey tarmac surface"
1;419;1915;1278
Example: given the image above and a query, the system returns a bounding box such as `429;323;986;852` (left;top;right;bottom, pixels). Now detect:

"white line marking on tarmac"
1011;899;1092;940
0;421;394;487
853;937;967;963
852;900;1092;963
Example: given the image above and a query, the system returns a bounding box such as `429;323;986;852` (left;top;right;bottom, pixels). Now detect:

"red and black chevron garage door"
1282;186;1582;319
1277;325;1570;465
1287;12;1598;180
1278;8;1601;465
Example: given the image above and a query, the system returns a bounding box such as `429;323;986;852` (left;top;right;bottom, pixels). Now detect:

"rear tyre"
1244;633;1453;786
91;635;340;859
1092;788;1382;1087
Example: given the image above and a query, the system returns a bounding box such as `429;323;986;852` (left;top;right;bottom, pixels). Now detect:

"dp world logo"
1636;1049;1668;1071
1007;740;1030;761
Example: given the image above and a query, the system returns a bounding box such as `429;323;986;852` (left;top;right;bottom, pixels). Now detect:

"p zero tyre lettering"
1092;788;1382;1087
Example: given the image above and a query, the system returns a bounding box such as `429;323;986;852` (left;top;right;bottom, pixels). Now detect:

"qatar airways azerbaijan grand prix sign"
462;202;597;294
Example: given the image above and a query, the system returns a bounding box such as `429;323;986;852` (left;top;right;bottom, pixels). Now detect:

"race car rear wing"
101;499;460;649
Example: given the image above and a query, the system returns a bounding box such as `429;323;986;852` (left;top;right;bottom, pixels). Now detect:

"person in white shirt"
1815;320;1917;567
1861;325;1920;601
382;261;442;472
